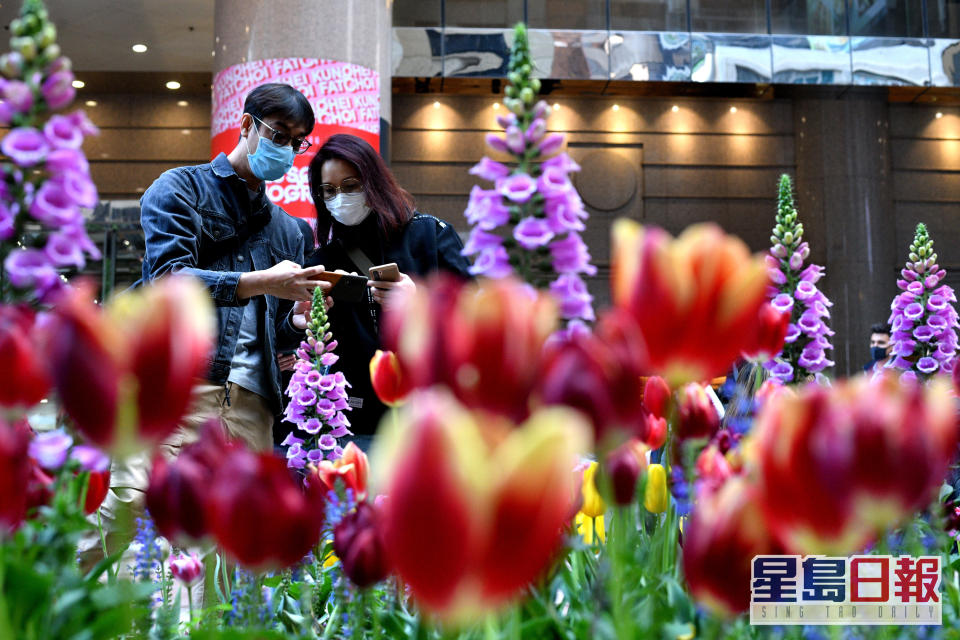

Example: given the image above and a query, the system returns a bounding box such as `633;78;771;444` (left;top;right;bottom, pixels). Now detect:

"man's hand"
368;272;416;308
237;261;331;301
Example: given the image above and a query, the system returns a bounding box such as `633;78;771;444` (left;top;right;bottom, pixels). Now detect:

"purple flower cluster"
282;287;352;466
0;16;99;304
763;175;834;383
887;223;959;382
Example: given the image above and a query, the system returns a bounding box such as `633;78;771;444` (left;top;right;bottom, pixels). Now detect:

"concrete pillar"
794;90;899;376
211;0;392;219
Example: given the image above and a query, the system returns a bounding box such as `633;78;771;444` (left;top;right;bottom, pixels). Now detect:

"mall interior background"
4;0;960;376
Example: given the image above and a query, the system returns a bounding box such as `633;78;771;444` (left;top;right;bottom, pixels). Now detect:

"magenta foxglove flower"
462;228;504;256
29;181;81;227
2;127;49;166
469;157;510;182
469;244;512;278
538;133;565;156
514;216;554;249
0;201;17;241
499;172;537;203
3;80;32;114
44;114;83;150
41;70;75;111
465;185;510;230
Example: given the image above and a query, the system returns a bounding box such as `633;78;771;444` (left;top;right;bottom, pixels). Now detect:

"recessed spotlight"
492;102;500;110
730;106;738;113
72;80;85;89
671;105;679;112
936;112;944;119
85;100;97;107
177;100;189;107
131;43;147;53
612;104;620;111
166;80;181;90
433;101;440;109
123;240;131;247
553;103;560;110
181;129;191;135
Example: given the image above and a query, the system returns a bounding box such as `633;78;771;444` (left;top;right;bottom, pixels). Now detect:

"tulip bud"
334;502;389;588
369;349;410;407
604;439;648;505
642;376;671;419
675;383;721;441
580;460;606;518
170;552;204;587
643;463;668;513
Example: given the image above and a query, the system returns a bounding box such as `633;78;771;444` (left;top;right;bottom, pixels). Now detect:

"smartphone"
315;271;369;303
369;262;401;282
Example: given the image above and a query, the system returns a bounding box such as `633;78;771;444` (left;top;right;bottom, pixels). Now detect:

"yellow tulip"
580;460;606;518
575;512;605;544
644;463;668;514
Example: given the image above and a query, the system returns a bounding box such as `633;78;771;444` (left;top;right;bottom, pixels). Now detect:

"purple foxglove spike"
913;325;936;342
784;323;801;343
917;357;939;374
462;228;504;256
789;252;803;270
2;127;50;166
498;172;537;203
505;125;526;154
771;244;788;259
469;245;513;278
514;217;555;249
907;281;924;295
538;133;565;156
541;153;581;174
769;268;787;285
485;133;510;153
469;157;511;182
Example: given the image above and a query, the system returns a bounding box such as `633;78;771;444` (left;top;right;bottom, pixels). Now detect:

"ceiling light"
85;100;97;107
177;100;189;107
671;105;679;112
730;106;738;113
433;101;440;109
612;104;620;111
131;43;147;53
166;80;181;90
492;102;500;110
72;80;85;89
936;112;944;119
553;103;560;110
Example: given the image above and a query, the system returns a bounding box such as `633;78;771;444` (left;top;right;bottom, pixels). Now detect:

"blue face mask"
246;125;295;181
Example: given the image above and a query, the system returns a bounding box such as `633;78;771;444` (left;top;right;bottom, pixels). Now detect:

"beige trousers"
77;381;274;578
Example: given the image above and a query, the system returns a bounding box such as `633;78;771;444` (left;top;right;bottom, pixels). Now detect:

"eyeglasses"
250;115;312;155
316;178;364;201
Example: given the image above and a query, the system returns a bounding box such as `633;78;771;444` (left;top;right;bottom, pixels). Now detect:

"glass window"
848;0;923;37
691;0;768;33
444;0;524;28
926;0;960;37
770;0;847;35
610;0;688;31
526;0;608;29
394;0;442;27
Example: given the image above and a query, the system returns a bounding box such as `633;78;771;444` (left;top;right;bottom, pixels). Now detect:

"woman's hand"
277;352;298;372
368;272;416;308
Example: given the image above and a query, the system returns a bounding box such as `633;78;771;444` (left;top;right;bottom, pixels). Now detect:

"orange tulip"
611;221;769;386
46;277;214;456
370;389;591;622
369;349;410;407
753;372;959;555
383;275;556;422
311;441;369;502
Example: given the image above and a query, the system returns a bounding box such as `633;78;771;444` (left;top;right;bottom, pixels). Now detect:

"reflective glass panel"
691;0;768;33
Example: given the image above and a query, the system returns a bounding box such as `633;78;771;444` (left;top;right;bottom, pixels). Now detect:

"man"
81;83;328;566
864;322;892;372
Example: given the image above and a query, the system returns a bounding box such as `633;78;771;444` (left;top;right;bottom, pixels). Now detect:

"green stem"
96;510;116;584
220;553;231;599
187;583;194;625
321;601;341;640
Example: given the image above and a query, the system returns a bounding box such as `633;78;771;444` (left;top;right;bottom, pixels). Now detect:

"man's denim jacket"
139;153;308;413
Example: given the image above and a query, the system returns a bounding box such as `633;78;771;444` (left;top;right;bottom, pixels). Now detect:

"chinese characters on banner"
750;555;942;625
211;58;380;220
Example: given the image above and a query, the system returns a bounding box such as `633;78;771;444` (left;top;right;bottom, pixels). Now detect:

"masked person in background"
80;83;329;570
302;134;472;451
864;322;892;373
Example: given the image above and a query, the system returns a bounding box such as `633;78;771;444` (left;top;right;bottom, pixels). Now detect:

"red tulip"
146;419;232;543
642;375;671;419
683;477;782;617
383;275;556;422
372;389;590;622
754;372;959;554
310;441;369;502
46;277;214;455
334;502;389;588
0;418;32;532
742;302;790;362
83;467;110;515
369;349;410;407
603;439;649;505
0;304;50;408
694;443;734;497
639;412;667;450
170;552;204;587
208;447;326;570
25;463;54;515
611;221;770;386
534;310;648;448
675;383;721;441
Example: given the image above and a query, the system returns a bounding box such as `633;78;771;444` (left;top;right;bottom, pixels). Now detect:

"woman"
304;133;471;447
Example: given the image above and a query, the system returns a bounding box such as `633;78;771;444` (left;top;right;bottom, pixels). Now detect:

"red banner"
211;58;380;220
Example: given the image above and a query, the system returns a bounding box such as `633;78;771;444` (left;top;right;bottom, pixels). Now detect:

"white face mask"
327;192;372;226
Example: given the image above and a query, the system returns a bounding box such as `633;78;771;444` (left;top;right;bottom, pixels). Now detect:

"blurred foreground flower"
369;349;410;407
0;417;32;532
0;304;50;408
754;372;958;554
371;389;590;622
45;277;214;456
611;220;769;386
384;276;556;423
310;440;369;502
334;501;389;588
683;477;781;617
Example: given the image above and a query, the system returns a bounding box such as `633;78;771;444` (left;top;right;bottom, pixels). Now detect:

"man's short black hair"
870;322;891;335
243;83;314;132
